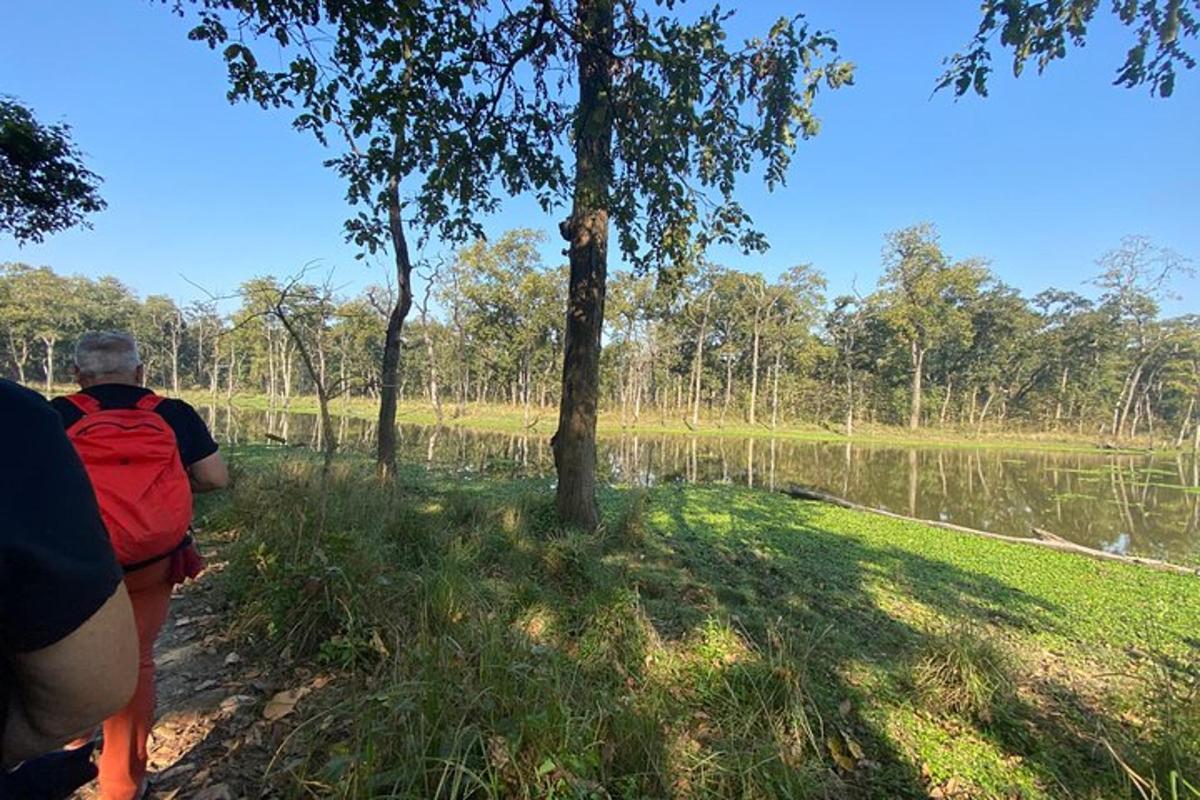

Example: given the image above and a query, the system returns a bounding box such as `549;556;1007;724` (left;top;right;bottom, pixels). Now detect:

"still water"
202;406;1200;566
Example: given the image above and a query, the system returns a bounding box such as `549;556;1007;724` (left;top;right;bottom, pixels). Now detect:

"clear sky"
2;1;1197;314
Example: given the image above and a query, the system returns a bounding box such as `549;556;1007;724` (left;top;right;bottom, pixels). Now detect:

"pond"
200;405;1200;566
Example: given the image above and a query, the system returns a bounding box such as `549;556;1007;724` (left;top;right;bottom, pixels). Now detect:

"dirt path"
76;556;286;800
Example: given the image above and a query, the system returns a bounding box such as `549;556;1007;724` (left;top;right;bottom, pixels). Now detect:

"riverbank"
171;389;1175;455
186;448;1197;798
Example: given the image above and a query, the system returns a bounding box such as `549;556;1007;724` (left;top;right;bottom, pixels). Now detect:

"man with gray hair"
49;331;227;800
71;330;142;379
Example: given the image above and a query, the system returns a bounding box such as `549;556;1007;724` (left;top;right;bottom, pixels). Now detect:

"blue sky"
2;1;1197;314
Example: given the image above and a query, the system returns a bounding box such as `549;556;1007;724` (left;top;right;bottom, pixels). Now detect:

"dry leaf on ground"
263;686;313;721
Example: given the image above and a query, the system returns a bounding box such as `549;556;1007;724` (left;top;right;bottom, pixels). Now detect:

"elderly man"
50;331;228;800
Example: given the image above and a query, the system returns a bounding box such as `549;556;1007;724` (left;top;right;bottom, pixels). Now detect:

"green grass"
170;387;1174;455
197;450;1200;798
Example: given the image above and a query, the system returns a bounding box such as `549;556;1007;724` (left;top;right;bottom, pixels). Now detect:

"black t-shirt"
50;385;219;467
0;380;123;654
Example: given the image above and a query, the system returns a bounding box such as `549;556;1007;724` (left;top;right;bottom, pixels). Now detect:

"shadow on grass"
612;485;1133;797
201;461;1183;798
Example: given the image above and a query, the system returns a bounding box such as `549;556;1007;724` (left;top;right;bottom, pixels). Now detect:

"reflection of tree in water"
211;406;1198;563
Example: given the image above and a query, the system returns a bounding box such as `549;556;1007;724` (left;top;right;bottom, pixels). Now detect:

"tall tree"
767;265;826;429
180;1;850;522
877;224;986;430
544;4;851;527
180;1;564;474
827;294;868;436
0;98;106;244
0;263;40;384
1092;236;1194;438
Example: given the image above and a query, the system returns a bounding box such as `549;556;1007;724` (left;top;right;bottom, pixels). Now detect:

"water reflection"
204;406;1200;565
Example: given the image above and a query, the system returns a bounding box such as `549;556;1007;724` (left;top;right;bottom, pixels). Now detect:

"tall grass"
200;455;1200;798
207;459;832;798
910;625;1015;726
1118;662;1200;799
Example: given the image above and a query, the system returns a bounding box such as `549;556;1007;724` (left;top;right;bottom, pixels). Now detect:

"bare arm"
2;583;138;767
188;452;229;493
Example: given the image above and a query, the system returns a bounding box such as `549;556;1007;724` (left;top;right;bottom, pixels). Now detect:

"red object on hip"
64;392;193;567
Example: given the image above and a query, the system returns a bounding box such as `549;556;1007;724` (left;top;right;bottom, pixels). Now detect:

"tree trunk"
42;336;56;394
844;364;854;437
618;361;631;426
770;349;781;430
720;353;733;427
227;339;236;399
521;359;532;427
1178;397;1196;449
276;306;337;476
195;324;205;388
1142;388;1155;442
266;325;277;408
416;274;443;424
977;386;996;432
209;336;220;396
1115;360;1145;440
423;331;442;424
689;291;712;427
939;376;953;427
377;160;415;476
749;313;761;426
317;332;327;392
280;339;294;404
1053;365;1068;430
631;352;643;422
552;0;614;531
908;340;924;430
8;333;29;385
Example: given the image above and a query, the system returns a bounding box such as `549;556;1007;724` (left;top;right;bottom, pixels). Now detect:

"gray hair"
74;331;141;378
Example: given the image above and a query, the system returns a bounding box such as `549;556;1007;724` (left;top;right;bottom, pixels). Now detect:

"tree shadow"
596;485;1139;797
156;470;1181;799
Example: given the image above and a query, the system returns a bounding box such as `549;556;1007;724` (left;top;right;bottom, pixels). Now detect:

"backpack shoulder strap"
64;393;102;415
134;392;164;412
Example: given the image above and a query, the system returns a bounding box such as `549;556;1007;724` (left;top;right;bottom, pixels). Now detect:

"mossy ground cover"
197;449;1200;798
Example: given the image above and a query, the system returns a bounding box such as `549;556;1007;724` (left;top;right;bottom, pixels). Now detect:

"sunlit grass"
197;451;1200;798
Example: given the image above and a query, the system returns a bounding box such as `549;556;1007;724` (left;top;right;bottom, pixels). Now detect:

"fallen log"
783;485;1199;577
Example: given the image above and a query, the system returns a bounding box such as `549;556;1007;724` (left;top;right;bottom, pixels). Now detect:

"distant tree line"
2;225;1196;445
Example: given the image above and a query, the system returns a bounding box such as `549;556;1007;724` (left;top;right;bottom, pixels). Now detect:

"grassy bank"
197;449;1199;798
174;389;1169;455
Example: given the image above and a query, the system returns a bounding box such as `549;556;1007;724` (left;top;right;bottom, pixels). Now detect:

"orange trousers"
97;560;173;800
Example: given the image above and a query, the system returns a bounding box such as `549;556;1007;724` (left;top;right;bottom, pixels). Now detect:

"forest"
4;226;1196;446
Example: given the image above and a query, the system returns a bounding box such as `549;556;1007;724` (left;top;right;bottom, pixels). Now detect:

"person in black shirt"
51;380;221;476
0;379;139;789
51;331;227;800
51;335;227;495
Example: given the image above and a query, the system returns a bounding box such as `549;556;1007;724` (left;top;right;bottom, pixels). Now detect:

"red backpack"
64;392;193;568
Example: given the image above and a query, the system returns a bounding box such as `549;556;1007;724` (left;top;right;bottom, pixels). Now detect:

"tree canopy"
942;0;1198;97
172;0;853;525
0;98;106;245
